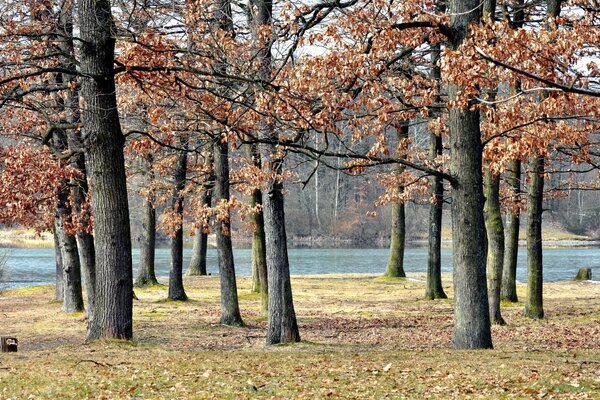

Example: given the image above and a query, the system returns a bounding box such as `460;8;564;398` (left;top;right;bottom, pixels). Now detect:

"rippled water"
1;246;598;288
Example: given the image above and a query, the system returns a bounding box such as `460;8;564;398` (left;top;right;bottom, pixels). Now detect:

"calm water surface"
2;247;599;288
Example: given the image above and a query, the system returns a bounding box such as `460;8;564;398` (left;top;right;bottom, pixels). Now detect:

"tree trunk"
425;131;447;299
58;0;96;324
262;173;300;344
447;0;492;350
168;141;188;301
484;170;505;325
136;195;158;286
213;138;243;326
53;226;64;302
251;0;300;345
188;157;213;276
501;160;520;302
385;126;409;278
524;156;544;319
251;188;268;315
425;39;447;300
80;0;133;341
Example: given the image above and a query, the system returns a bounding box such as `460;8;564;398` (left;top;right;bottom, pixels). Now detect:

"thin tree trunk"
136;195;158;286
525;156;544;319
425;131;447;299
53;140;84;314
385;126;409;278
425;37;447;300
447;0;492;349
501;160;520;302
80;0;133;341
523;0;561;319
251;188;268;315
484;170;505;325
168;140;188;301
188;157;213;276
214;138;243;325
53;226;64;302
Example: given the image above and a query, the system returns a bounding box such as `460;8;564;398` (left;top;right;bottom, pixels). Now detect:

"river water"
1;246;598;288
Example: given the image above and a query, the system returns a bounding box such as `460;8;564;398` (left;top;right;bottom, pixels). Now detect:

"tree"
385;124;408;278
80;0;133;340
501;160;521;302
168;138;189;301
484;169;505;325
446;0;493;349
135;154;159;287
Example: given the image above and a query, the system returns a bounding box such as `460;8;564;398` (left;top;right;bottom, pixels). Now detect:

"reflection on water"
2;246;599;288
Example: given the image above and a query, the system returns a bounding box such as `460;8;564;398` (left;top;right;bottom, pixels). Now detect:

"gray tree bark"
168;140;188;301
524;156;545;319
251;0;300;345
80;0;133;341
214;138;243;325
188;155;214;276
501;160;520;302
385;125;409;278
53;227;64;302
250;188;268;315
59;0;96;323
425;40;447;300
484;170;505;325
447;0;492;349
136;191;158;287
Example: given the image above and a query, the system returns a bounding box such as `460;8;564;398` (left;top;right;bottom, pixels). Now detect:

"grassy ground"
1;274;599;399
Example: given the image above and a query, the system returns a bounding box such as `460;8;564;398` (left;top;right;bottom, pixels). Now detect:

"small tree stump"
574;268;592;281
0;336;18;352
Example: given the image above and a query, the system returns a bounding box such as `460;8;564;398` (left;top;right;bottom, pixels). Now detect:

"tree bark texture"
188;156;213;276
425;131;447;300
168;141;188;301
136;195;158;286
135;154;158;286
251;187;268;315
80;0;133;341
425;39;447;300
213;138;243;326
501;160;520;302
251;0;300;345
447;0;492;349
385;126;408;278
484;170;505;325
525;156;544;319
52;121;84;313
53;226;64;302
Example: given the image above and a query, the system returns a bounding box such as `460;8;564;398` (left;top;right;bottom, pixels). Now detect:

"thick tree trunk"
385;125;409;278
80;0;133;341
168;141;188;301
484;170;505;325
251;0;300;345
136;195;158;286
447;0;492;349
425;132;447;299
213;138;243;326
53;226;64;302
525;156;544;319
262;173;300;344
501;160;520;302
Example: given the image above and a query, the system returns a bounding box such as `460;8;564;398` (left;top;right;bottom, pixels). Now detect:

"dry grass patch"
1;274;599;399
